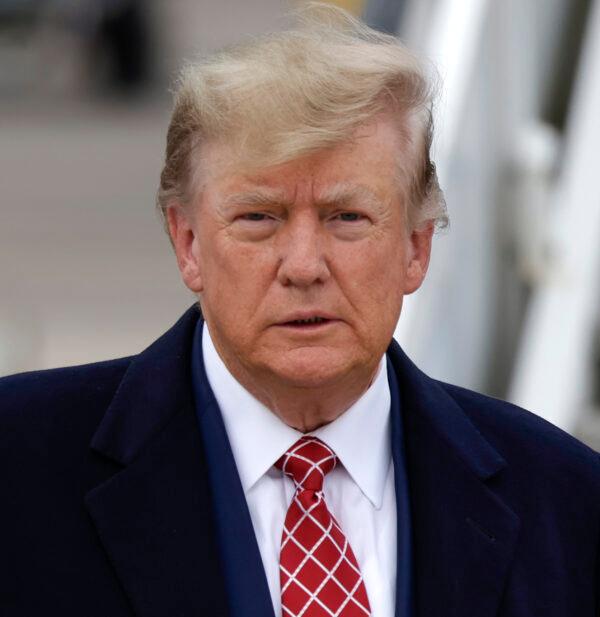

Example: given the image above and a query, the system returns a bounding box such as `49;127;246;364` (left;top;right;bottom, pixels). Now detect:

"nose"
276;213;331;288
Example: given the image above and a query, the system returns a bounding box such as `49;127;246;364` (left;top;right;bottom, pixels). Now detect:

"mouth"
277;315;337;329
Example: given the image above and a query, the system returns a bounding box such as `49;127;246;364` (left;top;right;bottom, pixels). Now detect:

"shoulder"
0;358;131;451
438;380;600;491
0;357;131;412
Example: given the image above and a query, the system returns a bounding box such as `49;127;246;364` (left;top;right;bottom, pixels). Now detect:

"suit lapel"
191;320;275;617
84;306;230;617
387;342;520;617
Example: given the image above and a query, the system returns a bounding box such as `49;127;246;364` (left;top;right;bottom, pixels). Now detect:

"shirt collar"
201;322;392;509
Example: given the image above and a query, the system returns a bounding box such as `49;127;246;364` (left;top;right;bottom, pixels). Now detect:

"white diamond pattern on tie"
275;436;371;617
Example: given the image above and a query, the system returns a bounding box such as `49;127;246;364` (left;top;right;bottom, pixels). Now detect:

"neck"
219;354;380;433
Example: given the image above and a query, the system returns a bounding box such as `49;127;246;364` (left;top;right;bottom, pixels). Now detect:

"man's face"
169;116;433;390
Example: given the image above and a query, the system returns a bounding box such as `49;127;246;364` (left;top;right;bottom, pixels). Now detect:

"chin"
263;347;361;389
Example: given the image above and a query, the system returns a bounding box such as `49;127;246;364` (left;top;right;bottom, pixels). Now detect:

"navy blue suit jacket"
1;305;599;616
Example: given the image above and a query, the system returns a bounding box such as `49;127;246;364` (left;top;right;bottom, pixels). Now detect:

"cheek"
338;238;406;300
333;239;407;349
200;237;276;323
203;233;265;285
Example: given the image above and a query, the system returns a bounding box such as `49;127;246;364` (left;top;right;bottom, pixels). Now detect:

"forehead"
199;115;403;206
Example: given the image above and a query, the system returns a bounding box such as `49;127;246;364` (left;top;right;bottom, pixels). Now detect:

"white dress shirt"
202;323;397;617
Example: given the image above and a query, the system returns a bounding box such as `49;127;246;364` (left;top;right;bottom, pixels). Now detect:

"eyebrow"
222;189;294;209
313;183;387;211
221;182;386;211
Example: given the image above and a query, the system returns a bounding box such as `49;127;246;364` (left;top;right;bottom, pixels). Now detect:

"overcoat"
1;305;599;616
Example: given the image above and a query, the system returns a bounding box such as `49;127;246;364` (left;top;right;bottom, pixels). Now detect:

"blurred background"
1;0;599;450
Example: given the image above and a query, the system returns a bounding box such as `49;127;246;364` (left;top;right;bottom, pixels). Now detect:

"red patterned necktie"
275;436;371;616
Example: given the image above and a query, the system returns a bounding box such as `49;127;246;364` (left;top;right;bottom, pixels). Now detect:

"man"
1;6;599;617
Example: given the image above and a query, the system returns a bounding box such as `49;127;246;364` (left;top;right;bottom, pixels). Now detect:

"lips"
277;312;339;327
289;316;327;325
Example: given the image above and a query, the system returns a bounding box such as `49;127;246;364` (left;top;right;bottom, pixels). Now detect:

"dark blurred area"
90;0;152;93
0;0;154;100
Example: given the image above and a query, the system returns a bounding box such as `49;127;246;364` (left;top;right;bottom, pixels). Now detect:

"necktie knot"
275;436;337;493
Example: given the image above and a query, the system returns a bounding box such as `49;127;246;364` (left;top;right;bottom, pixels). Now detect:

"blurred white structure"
509;0;600;430
389;0;600;441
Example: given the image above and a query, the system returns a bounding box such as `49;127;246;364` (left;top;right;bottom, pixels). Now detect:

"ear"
166;204;204;293
403;221;434;295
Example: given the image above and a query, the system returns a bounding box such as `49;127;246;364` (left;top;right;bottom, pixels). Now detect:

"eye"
232;211;279;241
334;212;364;222
240;212;271;222
326;210;371;240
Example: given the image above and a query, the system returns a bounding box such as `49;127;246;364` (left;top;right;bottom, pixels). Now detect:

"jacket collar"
85;304;231;617
86;306;520;617
387;341;507;481
89;305;201;465
387;341;520;617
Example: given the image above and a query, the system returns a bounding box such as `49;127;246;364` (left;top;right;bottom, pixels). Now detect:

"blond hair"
158;3;447;230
